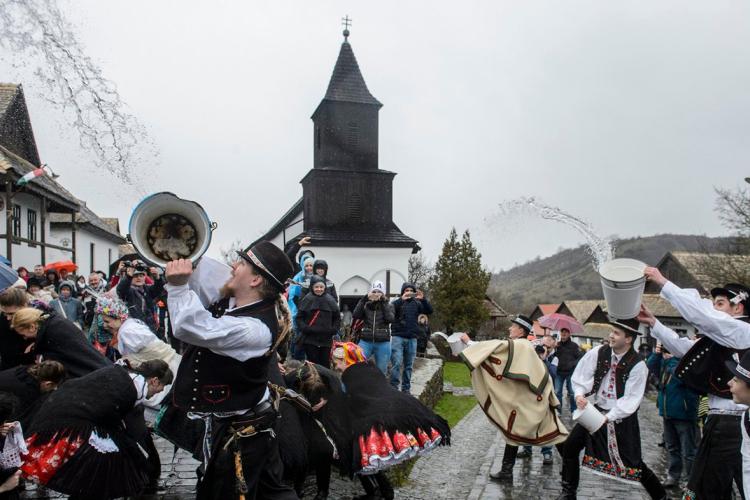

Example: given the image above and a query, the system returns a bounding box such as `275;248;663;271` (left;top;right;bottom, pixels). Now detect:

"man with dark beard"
165;241;298;500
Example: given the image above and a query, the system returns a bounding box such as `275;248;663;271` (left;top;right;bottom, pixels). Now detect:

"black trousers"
304;344;331;369
563;423;665;499
686;414;745;500
197;430;298;500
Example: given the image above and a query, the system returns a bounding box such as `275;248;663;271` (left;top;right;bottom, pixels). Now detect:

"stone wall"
409;356;444;410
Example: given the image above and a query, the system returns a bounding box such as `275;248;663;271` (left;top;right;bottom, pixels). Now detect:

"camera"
408;292;418;299
121;260;132;268
133;263;150;274
535;344;546;355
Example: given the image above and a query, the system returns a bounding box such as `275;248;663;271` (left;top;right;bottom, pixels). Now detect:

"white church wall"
303;246;412;298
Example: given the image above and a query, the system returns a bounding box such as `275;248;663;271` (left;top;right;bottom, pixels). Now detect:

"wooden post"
71;212;77;266
5;182;12;264
386;270;391;298
40;197;47;265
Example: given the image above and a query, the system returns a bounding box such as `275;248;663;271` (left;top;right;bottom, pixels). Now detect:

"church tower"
301;29;415;248
251;24;417;302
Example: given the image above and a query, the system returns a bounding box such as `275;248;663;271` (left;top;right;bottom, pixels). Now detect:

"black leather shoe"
489;469;513;481
662;476;678;488
517;449;532;458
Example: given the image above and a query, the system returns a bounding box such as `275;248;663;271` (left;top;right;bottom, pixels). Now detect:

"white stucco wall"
48;229;120;276
1;192;55;269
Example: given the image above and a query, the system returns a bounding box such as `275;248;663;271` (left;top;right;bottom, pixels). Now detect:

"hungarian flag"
17;167;47;186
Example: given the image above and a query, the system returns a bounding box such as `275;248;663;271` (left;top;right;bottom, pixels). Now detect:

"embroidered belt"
707;409;744;417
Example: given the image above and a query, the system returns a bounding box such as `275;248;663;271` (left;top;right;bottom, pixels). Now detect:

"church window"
349;193;362;220
315;126;321;151
346;122;358;151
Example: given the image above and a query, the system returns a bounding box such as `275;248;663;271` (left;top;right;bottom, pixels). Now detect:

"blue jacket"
647;353;699;421
288;255;315;320
391;282;433;339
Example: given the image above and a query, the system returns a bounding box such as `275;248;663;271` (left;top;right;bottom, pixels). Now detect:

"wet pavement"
19;392;676;500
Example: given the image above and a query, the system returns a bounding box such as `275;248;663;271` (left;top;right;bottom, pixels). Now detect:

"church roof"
302;225;418;249
320;41;382;107
49;203;126;244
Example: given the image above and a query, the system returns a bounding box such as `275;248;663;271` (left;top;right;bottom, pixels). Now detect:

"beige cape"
460;339;569;446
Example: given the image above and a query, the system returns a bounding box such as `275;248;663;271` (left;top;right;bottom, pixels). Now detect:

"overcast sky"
2;1;749;271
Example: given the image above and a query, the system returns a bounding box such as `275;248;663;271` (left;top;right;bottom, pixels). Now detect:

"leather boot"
489;445;517;481
554;458;580;500
641;467;669;500
375;472;395;500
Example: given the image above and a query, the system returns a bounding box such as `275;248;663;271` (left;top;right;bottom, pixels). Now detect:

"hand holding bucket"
572;400;607;433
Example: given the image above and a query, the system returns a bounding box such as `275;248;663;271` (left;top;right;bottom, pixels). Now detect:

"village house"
0;83;124;272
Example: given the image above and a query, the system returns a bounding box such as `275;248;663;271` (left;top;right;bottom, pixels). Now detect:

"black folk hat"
710;283;750;311
726;350;750;386
511;315;534;334
237;241;293;293
608;316;642;336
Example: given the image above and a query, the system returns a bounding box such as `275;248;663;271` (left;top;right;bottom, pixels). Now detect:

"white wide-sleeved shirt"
166;284;272;362
118;319;158;356
572;345;647;423
650;280;750;412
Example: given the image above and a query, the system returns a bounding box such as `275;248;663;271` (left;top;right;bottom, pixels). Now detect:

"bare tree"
693;186;750;286
408;251;434;292
219;239;244;266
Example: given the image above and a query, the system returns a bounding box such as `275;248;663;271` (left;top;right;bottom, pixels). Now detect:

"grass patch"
434;393;478;428
443;361;472;388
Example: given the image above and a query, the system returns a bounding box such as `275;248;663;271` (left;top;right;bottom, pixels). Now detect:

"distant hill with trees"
488;234;725;315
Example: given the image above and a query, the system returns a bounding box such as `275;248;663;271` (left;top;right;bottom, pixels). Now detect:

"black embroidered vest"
674;316;750;399
173;298;278;412
585;345;642;399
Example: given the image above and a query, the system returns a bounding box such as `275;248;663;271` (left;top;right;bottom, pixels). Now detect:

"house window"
346;122;358;151
11;205;21;238
27;209;37;246
349;193;362;220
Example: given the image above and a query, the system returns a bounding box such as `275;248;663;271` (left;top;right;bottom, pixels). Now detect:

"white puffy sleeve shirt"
166;284;271;362
572;345;647;422
118;319;157;356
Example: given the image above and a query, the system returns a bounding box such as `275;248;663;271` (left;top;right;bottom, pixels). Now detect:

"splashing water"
0;0;157;189
492;197;615;270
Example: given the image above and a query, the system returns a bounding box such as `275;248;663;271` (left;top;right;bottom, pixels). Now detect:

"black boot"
375;472;394;500
555;458;580;500
640;466;669;500
489;445;518;481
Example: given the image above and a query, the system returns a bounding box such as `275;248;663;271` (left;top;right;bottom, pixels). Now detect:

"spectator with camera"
518;334;559;464
115;260;164;334
646;341;699;489
389;282;433;392
353;281;395;375
555;327;583;416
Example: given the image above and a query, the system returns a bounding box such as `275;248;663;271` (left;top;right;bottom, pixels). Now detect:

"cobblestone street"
19;393;673;500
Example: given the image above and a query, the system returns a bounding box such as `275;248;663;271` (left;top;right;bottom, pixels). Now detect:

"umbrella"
45;261;78;274
538;313;585;334
0;262;18;290
0;254;10;266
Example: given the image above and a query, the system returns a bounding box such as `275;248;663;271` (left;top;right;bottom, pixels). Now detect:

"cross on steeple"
342;15;352;41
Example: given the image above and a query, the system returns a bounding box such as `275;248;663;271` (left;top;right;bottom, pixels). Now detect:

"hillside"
489;234;723;314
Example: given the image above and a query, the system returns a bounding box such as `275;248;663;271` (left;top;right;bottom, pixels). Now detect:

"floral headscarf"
95;293;129;321
330;341;367;367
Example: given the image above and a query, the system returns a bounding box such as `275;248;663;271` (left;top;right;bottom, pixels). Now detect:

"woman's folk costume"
20;365;154;499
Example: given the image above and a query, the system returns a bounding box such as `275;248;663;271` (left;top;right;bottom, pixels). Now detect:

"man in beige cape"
459;325;569;482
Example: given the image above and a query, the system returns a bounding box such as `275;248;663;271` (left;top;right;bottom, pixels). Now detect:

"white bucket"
598;258;647;319
432;332;468;355
572;402;606;433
